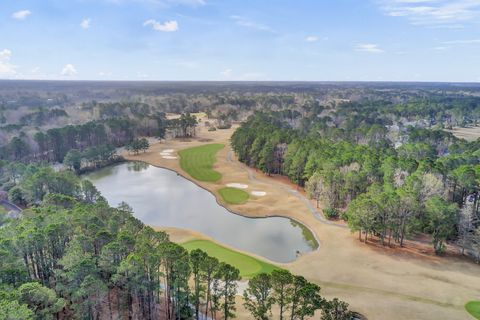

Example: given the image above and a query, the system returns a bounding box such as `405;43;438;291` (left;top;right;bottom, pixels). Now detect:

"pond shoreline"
133;159;321;252
85;161;318;263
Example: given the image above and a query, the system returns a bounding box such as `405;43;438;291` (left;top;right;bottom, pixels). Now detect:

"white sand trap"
162;156;178;160
160;152;172;156
251;191;267;197
163;149;175;153
226;183;249;189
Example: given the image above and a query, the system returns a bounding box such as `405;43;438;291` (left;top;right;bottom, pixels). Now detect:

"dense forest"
231;110;480;258
2;82;480;164
0;162;352;320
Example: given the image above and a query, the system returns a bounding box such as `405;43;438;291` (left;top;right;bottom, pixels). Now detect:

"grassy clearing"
466;301;480;319
218;187;249;205
178;144;224;182
181;239;280;279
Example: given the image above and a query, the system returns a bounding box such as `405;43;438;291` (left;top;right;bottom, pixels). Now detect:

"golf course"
179;143;224;182
123;121;480;320
182;239;279;278
466;301;480;319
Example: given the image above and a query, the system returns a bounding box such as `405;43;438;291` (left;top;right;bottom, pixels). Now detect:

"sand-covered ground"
445;126;480;141
125;120;480;320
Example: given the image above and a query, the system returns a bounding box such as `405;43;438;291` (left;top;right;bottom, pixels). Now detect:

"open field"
178;144;224;182
445;126;480;141
124;119;480;320
218;187;249;204
182;239;279;278
466;301;480;319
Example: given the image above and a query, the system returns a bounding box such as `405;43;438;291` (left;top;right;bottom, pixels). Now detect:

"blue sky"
1;0;479;81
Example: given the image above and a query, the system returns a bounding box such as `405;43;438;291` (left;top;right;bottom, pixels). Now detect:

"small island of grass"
218;187;249;205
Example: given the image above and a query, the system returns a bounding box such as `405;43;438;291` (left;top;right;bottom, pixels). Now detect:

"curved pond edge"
128;159;321;261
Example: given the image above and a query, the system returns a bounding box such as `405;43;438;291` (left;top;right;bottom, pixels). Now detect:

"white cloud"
107;0;205;6
61;64;78;76
238;72;268;81
230;15;274;32
0;49;17;77
136;72;149;79
80;18;91;29
305;36;319;42
143;19;179;32
376;0;480;26
12;10;32;20
30;66;40;74
442;39;480;44
220;68;232;77
355;43;384;53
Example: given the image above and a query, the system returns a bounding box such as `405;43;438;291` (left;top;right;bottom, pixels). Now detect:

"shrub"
324;208;339;220
217;124;232;129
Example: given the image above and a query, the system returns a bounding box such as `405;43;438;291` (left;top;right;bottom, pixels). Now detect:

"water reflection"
86;162;317;263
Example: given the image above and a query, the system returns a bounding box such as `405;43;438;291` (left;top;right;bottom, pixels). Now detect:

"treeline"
1;111;201;164
335;95;480;127
243;271;352;320
231;113;480;258
1;115;166;163
0;166;352;319
63;144;122;173
0;161;104;206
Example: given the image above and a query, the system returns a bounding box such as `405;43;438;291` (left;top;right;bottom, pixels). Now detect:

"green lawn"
178;144;224;182
466;301;480;319
181;239;280;279
218;187;249;205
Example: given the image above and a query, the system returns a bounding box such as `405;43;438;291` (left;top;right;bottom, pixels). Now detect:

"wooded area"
231;109;480;258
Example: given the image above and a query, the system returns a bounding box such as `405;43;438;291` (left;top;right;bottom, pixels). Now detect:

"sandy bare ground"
124;121;480;320
445;126;480;141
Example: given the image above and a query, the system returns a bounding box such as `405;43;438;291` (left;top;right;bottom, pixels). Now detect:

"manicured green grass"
181;239;280;279
178;144;224;182
218;187;249;205
466;301;480;319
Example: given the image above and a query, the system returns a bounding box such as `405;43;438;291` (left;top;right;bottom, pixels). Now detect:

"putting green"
178;144;224;182
219;187;249;204
466;301;480;319
181;239;280;278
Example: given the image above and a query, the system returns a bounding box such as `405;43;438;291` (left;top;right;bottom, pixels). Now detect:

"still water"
86;162;318;263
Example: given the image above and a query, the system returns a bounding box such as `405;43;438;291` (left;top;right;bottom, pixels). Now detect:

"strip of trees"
243;270;352;320
168;113;198;138
1;115;167;163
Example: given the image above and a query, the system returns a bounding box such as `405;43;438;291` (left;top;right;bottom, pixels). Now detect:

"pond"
85;162;318;263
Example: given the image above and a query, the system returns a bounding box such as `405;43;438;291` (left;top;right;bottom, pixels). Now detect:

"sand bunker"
226;183;249;189
160;149;176;157
251;191;267;197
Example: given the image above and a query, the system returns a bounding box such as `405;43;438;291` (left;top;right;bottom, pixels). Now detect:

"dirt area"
445;126;480;141
124;119;480;320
